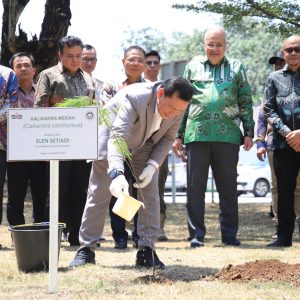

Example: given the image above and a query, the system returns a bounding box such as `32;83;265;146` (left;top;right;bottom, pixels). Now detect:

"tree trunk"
1;0;71;76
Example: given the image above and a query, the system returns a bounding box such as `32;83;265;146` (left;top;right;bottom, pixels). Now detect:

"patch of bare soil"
205;259;300;286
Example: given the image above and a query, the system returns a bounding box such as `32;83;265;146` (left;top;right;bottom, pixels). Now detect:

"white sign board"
7;107;98;161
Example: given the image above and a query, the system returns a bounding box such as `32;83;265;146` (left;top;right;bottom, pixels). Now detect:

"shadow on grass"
161;264;218;282
105;264;218;282
0;246;14;252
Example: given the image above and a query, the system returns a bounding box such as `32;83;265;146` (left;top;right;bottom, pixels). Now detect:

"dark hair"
83;44;95;51
9;52;35;68
58;35;83;53
161;76;194;102
124;45;146;58
146;50;161;61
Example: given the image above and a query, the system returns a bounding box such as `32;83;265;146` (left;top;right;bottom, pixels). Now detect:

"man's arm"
106;93;137;172
264;75;291;137
237;64;255;140
0;69;18;125
34;71;52;107
256;108;268;161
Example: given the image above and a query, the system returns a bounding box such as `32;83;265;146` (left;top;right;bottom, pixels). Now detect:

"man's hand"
133;164;156;189
109;175;129;198
286;129;300;151
257;147;267;161
243;136;253;151
172;138;183;158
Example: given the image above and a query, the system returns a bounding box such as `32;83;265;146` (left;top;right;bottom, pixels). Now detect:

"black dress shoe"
267;238;292;247
222;236;241;246
114;239;127;249
69;247;96;267
136;246;165;269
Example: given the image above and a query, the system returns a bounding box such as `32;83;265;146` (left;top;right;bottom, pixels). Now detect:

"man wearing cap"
268;52;286;71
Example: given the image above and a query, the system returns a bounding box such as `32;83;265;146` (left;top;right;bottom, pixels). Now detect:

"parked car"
237;164;271;197
237;146;271;197
165;145;271;197
165;152;214;192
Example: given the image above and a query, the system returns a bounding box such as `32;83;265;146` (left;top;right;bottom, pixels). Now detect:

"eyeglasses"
126;58;145;64
206;43;225;49
283;47;300;54
82;57;97;63
146;61;160;67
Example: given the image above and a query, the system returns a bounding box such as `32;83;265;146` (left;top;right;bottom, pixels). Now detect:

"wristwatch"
109;169;124;180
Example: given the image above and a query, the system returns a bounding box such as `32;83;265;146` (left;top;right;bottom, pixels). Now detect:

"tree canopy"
1;0;71;74
173;0;300;37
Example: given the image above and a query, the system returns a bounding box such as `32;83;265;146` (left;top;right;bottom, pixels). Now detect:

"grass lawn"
1;196;300;300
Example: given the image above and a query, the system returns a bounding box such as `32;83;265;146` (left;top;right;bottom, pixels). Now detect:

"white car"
165;146;272;197
165;152;214;192
237;164;271;197
237;146;272;197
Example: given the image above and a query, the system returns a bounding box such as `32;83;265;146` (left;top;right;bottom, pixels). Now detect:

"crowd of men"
0;27;300;269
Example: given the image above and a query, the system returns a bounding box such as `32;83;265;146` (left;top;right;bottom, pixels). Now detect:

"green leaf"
54;96;96;107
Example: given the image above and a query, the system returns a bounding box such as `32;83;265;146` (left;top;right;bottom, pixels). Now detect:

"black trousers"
273;148;299;241
58;160;91;245
6;161;49;226
186;142;239;239
109;162;139;243
0;150;6;224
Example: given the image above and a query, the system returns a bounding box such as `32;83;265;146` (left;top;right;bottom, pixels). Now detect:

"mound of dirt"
206;259;300;286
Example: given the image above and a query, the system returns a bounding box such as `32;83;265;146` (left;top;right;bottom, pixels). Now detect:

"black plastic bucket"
9;223;65;273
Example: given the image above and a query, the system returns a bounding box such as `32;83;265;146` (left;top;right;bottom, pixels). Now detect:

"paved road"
164;191;271;204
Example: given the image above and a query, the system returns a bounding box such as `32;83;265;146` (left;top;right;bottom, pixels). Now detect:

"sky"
0;0;220;80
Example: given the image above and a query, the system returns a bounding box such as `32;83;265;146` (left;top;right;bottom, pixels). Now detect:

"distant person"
69;76;194;269
80;44;104;106
264;35;300;247
173;27;254;247
144;50;168;241
6;52;49;226
0;62;18;247
35;35;94;246
101;45;147;249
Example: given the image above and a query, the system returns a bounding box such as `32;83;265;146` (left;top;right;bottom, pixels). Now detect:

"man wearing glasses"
144;50;168;242
35;35;94;246
173;27;254;248
264;35;300;247
80;44;103;106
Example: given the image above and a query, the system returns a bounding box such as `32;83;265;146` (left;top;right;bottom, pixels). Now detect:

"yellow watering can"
112;192;145;222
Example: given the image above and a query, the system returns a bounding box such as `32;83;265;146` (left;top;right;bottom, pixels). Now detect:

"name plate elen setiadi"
7;107;98;161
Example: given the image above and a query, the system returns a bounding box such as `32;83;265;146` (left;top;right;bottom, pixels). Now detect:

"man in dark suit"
69;77;193;269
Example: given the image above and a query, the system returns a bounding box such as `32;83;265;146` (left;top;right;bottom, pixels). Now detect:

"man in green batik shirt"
173;27;254;248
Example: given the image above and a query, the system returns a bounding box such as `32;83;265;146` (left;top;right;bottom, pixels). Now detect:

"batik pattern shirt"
264;66;300;150
0;66;18;151
178;55;254;145
101;76;147;104
16;85;35;108
34;62;94;107
256;103;274;151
